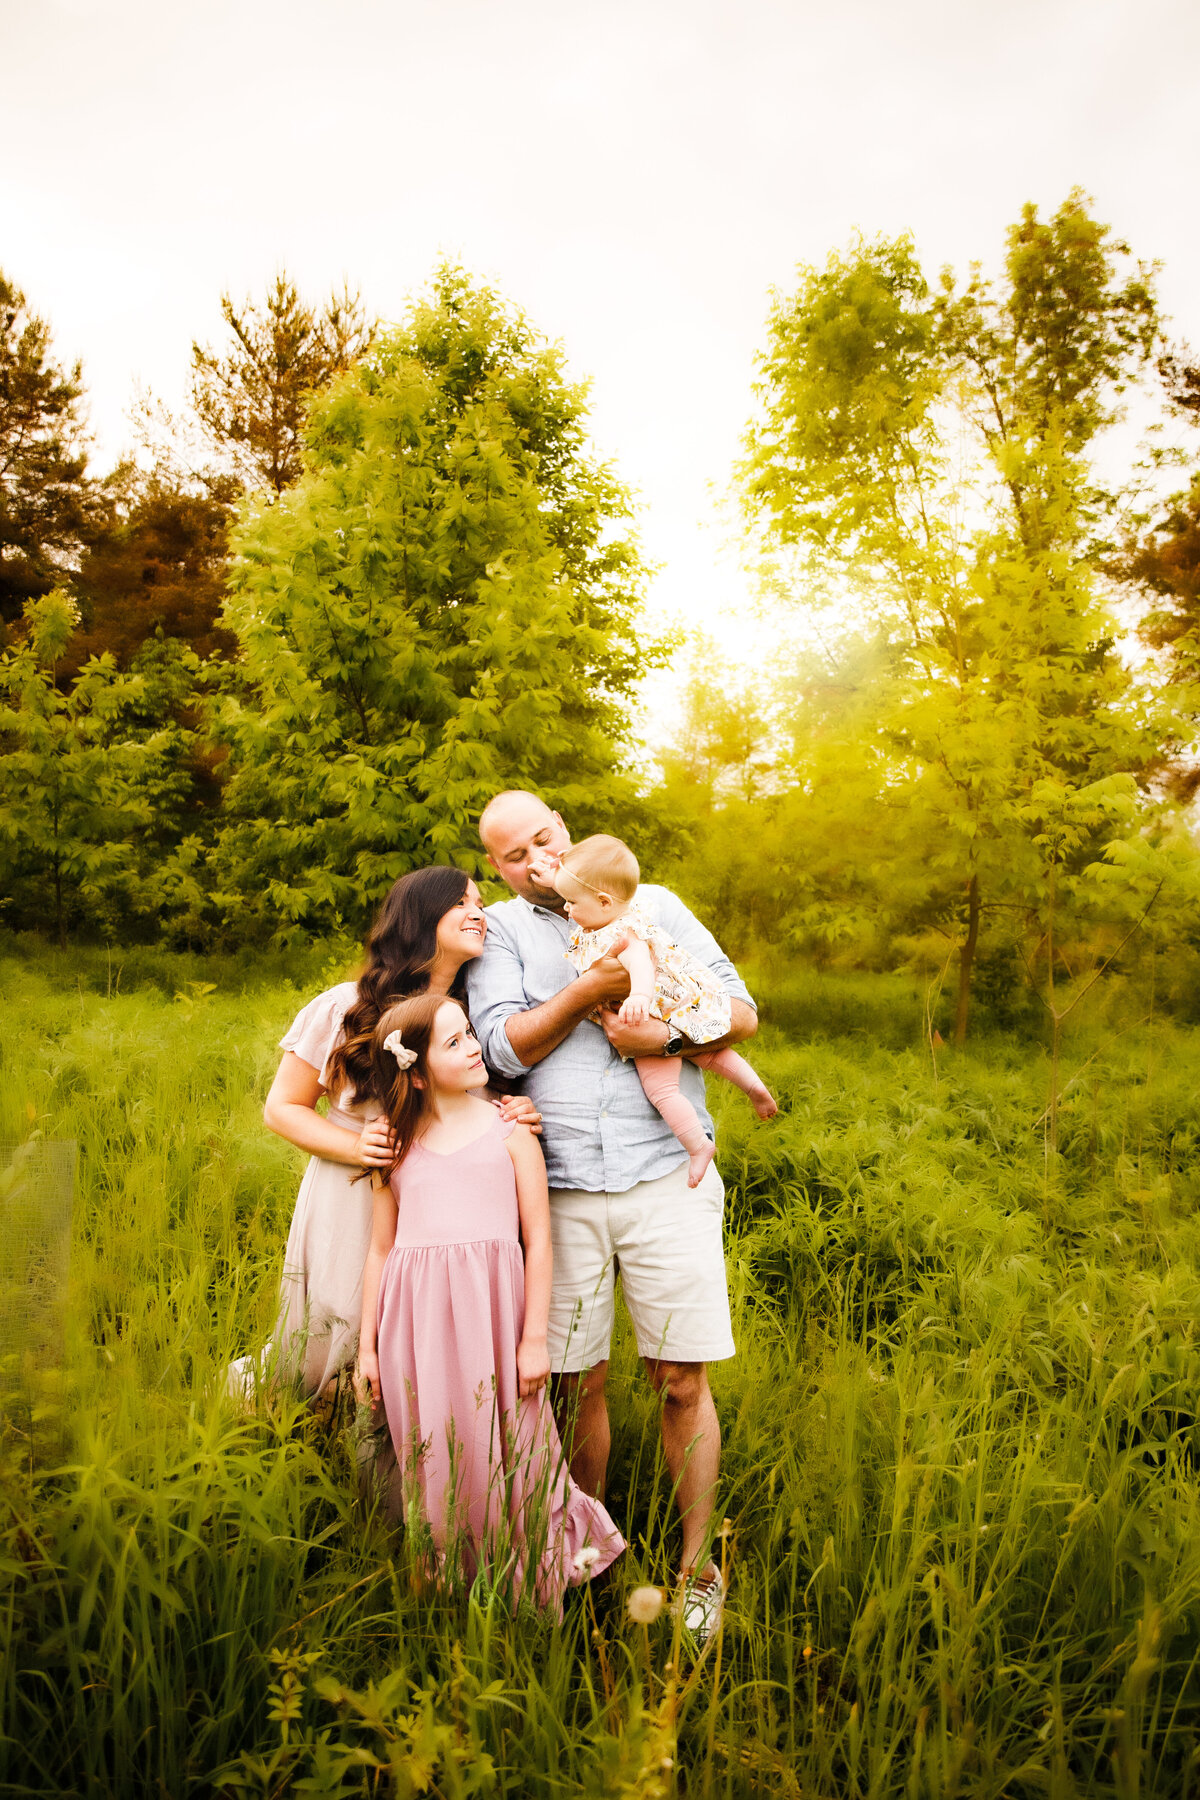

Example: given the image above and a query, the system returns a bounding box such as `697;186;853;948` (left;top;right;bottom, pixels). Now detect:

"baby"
549;834;777;1188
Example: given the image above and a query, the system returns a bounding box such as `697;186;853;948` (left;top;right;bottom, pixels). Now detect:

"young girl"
355;992;623;1608
552;835;778;1188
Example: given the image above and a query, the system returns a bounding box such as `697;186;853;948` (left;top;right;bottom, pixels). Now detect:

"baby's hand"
619;992;651;1027
528;851;561;886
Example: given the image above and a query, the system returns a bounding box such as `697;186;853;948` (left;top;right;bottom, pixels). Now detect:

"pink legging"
635;1048;763;1151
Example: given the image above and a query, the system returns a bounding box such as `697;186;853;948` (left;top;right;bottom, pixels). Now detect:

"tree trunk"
954;873;980;1047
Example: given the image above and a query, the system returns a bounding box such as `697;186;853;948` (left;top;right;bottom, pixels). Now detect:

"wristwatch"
661;1027;685;1057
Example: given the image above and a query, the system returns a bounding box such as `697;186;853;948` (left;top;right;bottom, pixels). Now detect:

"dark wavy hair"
324;866;473;1102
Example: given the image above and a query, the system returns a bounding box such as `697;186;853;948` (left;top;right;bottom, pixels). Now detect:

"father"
467;790;757;1634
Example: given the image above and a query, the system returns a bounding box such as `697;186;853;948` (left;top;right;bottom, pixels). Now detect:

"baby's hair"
559;834;640;903
368;992;469;1176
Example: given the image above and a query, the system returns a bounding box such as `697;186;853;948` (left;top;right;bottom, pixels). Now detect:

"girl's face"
434;881;487;963
421;1001;488;1098
553;866;617;930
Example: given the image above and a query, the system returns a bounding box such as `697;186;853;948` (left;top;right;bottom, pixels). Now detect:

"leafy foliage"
208;266;661;940
736;192;1187;1040
0;592;204;944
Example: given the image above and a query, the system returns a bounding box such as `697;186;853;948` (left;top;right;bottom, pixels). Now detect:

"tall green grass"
3;947;1200;1795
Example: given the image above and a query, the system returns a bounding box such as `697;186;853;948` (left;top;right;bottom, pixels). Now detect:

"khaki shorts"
546;1159;736;1372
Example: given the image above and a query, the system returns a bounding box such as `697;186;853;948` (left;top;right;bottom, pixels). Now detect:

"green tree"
0;273;100;625
208;267;660;940
739;193;1175;1042
0;591;202;944
191;276;376;494
656;642;777;812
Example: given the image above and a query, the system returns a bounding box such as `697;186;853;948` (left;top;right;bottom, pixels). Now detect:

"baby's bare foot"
751;1086;778;1120
687;1139;717;1188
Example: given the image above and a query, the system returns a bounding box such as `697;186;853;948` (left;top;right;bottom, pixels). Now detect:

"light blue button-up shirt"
466;884;755;1194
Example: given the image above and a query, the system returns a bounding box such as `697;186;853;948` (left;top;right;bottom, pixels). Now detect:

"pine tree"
67;467;239;672
190;276;376;494
0;273;100;624
1125;349;1200;766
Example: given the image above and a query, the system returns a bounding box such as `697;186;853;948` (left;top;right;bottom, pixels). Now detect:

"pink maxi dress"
376;1113;624;1609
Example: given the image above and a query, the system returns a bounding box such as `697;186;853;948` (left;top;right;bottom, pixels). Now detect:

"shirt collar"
517;894;570;922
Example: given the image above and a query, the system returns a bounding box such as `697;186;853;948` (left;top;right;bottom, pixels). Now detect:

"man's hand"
494;1093;543;1134
585;942;632;1007
601;1009;670;1058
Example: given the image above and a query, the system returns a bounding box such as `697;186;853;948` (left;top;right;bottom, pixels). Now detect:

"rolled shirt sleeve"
465;907;534;1081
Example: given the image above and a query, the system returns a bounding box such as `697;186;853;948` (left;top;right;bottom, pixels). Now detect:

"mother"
243;865;535;1399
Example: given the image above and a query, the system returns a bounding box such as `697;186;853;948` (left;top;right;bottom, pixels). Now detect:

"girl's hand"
354;1349;381;1407
619;992;651;1027
354;1115;397;1169
495;1093;543;1134
517;1337;550;1398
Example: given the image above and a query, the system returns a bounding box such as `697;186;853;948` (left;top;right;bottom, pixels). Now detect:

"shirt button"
601;1110;607;1119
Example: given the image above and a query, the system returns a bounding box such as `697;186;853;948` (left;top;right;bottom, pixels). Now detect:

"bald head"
478;790;550;851
479;790;571;906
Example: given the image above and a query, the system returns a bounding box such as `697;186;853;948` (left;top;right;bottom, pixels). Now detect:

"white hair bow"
383;1029;418;1070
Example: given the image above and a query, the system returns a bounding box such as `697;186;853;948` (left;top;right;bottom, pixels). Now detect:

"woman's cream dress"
231;982;376;1399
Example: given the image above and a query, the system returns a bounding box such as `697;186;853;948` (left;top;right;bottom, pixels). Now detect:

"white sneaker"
680;1567;726;1646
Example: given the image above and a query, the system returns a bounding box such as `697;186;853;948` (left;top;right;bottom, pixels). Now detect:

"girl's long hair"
325;866;473;1101
369;993;464;1175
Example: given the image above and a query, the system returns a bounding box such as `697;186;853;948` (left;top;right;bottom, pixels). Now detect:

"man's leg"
545;1182;617;1497
552;1358;611;1498
645;1357;720;1573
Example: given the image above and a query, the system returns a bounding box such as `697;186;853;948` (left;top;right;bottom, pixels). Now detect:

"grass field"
3;941;1200;1796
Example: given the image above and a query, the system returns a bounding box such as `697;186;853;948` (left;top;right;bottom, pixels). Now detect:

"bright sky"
4;0;1199;700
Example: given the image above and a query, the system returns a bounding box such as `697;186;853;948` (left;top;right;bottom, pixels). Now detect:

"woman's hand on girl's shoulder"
494;1093;542;1135
355;1114;398;1167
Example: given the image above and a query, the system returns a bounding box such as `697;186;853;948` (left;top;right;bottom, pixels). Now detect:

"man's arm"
467;916;634;1073
505;955;632;1068
602;996;758;1059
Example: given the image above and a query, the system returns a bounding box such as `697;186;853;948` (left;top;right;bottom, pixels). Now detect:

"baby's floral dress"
565;895;731;1046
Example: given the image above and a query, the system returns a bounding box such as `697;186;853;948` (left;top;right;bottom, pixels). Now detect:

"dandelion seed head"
627;1585;665;1624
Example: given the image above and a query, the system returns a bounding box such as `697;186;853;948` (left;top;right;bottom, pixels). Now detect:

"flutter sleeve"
278;981;358;1089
